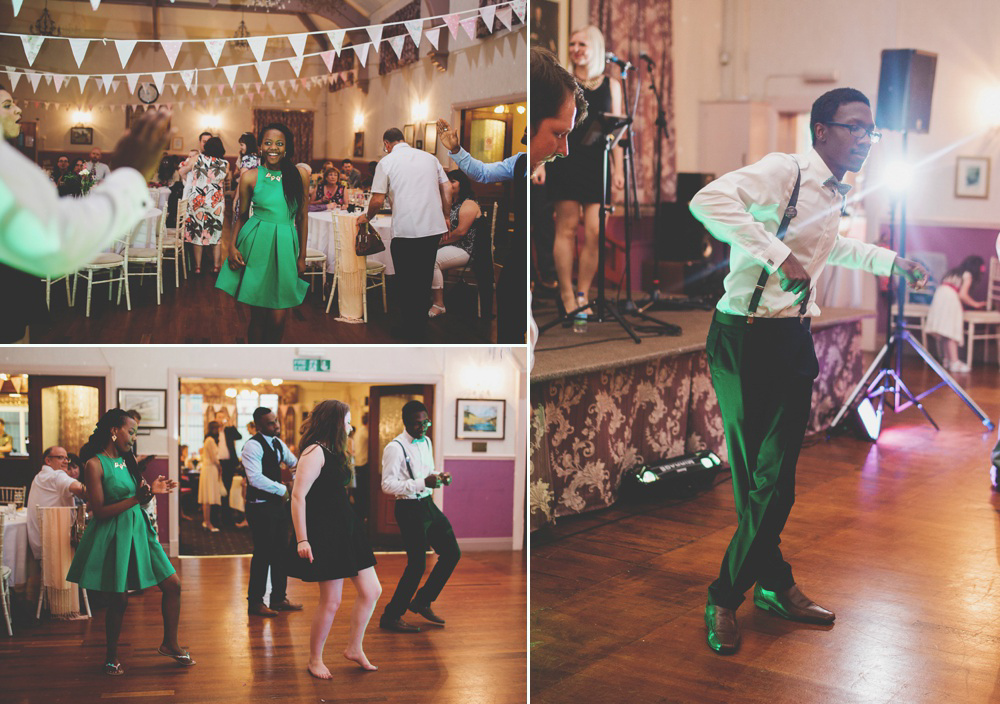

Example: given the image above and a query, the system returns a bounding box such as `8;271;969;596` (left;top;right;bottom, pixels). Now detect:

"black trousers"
246;501;289;606
383;497;461;620
497;233;526;344
390;234;442;342
705;312;818;610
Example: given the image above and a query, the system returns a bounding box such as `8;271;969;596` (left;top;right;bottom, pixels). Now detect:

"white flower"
79;169;90;177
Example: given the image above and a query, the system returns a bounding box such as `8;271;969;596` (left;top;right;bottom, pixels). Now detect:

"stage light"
978;87;1000;127
884;160;914;192
621;450;723;498
855;397;882;440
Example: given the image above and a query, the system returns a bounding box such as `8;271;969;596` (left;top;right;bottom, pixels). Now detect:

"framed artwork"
455;398;506;440
403;124;415;145
117;388;167;429
955;156;990;198
415;139;423;150
530;0;566;65
170;136;183;151
69;126;93;145
424;122;437;153
353;131;364;158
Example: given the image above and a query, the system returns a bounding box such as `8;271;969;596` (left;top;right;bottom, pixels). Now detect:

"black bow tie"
823;177;852;196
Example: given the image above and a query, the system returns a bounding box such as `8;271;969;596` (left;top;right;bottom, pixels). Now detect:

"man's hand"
424;473;443;489
110;108;173;182
357;213;369;226
777;253;811;307
436;119;460;154
892;257;929;290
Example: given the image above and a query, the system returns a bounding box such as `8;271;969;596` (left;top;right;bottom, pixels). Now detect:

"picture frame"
955;156;990;198
117;388;167;429
530;0;567;66
415;139;424;150
170;136;183;151
353;131;364;158
69;126;93;145
403;123;415;145
424;122;437;153
455;398;506;440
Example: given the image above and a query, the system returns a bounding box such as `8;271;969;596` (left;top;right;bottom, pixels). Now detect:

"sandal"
157;646;196;666
105;662;125;676
428;304;446;318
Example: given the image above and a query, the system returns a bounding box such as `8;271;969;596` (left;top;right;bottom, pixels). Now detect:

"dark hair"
252;406;272;426
203;136;226;159
402;400;429;426
810;88;870;144
67;452;80;468
199;131;212;141
383;127;404;143
299;400;352;485
239;131;258;156
950;255;986;285
79;409;141;484
258;123;305;214
446;169;476;204
157;154;179;183
206;420;220;440
530;47;587;133
342;158;353;166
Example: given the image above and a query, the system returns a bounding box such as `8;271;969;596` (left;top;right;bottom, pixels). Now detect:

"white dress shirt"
240;434;297;502
0;141;151;277
381;431;434;500
371;142;449;239
83;161;111;184
690;148;897;318
26;466;78;558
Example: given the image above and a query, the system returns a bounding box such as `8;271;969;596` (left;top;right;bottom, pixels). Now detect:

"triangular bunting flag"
53;74;65;92
180;69;195;91
277;80;287;96
68;38;91;67
366;25;383;52
254;60;270;83
300;77;309;89
21;35;44;66
217;84;225;96
204;39;226;66
111;79;120;93
90;0;101;10
112;39;136;70
404;19;423;47
161;40;182;68
109;104;116;112
480;5;496;31
201;84;210;97
101;74;115;93
223;64;239;87
151;71;166;94
327;29;346;55
43;73;53;85
126;73;139;94
288;33;308;57
460;17;479;40
511;0;526;22
255;82;263;94
497;6;513;30
288;55;303;77
12;0;23;16
444;14;461;39
388;35;405;60
320;50;335;73
169;82;180;95
290;78;299;92
95;78;104;93
267;83;276;98
26;72;41;92
426;28;441;50
353;43;370;67
75;74;88;92
248;36;268;63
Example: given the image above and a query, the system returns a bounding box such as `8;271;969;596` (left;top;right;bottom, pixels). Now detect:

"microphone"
639;51;655;68
605;51;633;71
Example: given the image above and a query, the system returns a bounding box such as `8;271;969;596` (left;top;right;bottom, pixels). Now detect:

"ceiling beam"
296;12;330;52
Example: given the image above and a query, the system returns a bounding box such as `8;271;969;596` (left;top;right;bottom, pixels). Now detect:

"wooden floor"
532;358;1000;704
2;551;526;703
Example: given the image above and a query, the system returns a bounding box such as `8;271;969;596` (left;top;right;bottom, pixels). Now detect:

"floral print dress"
183;153;229;245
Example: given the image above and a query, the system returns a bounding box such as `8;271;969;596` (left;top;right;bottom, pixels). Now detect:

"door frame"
27;375;108;470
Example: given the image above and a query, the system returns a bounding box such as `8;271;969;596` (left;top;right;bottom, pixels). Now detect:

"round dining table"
2;508;29;587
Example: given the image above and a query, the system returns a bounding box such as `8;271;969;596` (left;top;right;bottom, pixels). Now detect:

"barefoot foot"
308;662;333;680
343;649;378;671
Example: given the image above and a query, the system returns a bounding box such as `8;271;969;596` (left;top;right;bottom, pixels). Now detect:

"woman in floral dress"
183;136;229;273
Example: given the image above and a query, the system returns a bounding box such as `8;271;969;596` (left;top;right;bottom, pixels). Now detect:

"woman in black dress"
288;400;380;679
534;25;625;317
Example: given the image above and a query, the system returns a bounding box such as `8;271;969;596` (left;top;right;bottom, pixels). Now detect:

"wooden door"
367;384;434;548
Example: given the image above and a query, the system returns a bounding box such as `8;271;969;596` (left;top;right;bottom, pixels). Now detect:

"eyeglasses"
48;455;69;461
824;122;882;144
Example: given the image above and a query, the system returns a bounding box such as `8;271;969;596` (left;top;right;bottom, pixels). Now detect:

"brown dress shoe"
270;599;304;612
379;616;421;633
248;602;278;617
704;604;740;654
409;604;445;625
753;584;835;624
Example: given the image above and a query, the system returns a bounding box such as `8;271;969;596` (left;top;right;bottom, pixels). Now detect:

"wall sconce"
353;112;365;131
460;362;505;398
203;114;222;130
412;99;429;124
979;87;1000;128
71;109;91;125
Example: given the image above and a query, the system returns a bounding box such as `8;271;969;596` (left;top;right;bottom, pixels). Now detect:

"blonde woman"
199;421;227;532
533;25;624;318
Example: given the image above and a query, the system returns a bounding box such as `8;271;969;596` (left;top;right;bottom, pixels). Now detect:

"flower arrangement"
78;169;95;196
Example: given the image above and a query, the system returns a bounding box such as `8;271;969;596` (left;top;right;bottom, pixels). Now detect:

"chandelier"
232;9;251;51
31;0;60;37
245;0;289;11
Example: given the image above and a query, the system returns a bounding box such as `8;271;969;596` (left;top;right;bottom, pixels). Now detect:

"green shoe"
704;603;740;654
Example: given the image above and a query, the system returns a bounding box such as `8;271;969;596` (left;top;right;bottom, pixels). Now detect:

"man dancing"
690;87;927;654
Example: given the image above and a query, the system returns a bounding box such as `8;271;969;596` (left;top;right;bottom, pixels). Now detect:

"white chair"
73;224;134;317
35;506;91;620
127;209;168;305
324;216;384;322
41;274;72;311
366;260;387;320
0;512;12;636
303;248;328;300
443;201;498;318
963;258;1000;367
0;487;25;508
162;198;188;287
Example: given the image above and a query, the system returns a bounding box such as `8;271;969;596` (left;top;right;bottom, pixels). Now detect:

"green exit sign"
293;358;331;372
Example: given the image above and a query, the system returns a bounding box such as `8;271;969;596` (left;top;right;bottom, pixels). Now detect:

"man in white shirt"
26;446;86;558
241;406;303;617
83;147;111;184
378;401;459;633
358;128;452;342
689;88;927;655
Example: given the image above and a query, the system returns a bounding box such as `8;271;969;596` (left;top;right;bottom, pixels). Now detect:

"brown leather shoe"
704;603;740;654
753;584;835;624
379;616;421;633
409;604;445;625
248;602;278;617
270;599;304;612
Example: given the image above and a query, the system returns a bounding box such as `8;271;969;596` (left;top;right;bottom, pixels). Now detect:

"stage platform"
530;305;874;531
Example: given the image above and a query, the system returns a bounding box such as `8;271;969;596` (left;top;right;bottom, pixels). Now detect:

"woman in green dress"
66;409;194;675
216;122;310;343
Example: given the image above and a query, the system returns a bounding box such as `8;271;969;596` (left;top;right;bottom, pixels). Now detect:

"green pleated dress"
215;165;309;309
66;454;175;592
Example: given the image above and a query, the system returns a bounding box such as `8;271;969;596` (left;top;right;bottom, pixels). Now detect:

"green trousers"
706;312;819;609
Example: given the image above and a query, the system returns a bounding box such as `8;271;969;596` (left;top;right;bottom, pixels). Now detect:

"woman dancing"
66;409;194;675
287;400;381;679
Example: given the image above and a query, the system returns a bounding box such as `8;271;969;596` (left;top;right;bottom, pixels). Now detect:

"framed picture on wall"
69;126;93;145
403;124;415;145
171;136;183;151
455;398;506;440
424;122;437;153
955;156;990;198
117;388;167;429
353;131;364;158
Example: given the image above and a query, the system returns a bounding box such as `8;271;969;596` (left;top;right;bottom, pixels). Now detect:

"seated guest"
429;170;482;317
310;166;345;209
156;155;181;186
321;160;334;173
26;446;86;558
50;156;74;194
83;147;111;185
342;158;362;188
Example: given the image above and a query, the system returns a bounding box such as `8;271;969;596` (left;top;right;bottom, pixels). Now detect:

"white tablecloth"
130;208;163;249
2;509;29;586
306;211;393;274
149;186;171;211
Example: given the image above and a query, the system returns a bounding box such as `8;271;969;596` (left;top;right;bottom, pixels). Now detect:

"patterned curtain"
380;0;421;76
590;0;676;204
253;109;315;163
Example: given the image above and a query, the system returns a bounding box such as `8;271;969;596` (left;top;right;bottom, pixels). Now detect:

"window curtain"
590;0;676;204
253;110;315;164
